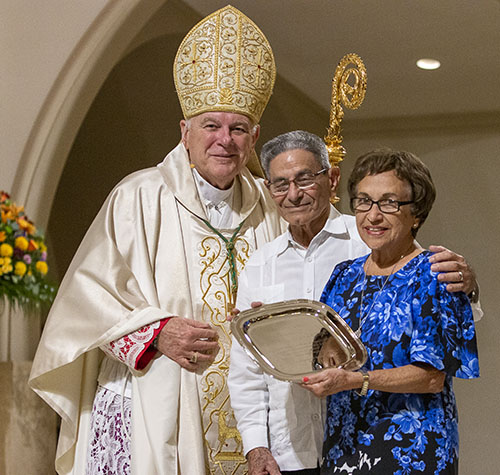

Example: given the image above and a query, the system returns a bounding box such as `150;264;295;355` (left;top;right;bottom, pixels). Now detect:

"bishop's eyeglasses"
267;168;328;196
351;197;414;214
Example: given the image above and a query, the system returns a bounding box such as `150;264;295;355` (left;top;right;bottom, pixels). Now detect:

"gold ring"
190;352;198;364
458;271;464;282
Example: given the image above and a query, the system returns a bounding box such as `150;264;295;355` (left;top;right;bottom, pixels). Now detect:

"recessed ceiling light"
416;58;441;70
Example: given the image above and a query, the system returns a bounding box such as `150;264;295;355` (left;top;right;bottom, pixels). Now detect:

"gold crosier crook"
324;53;367;203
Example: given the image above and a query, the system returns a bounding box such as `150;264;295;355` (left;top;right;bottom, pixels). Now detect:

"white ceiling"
183;0;500;120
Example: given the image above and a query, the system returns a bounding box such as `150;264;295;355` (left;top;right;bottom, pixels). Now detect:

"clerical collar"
192;167;235;206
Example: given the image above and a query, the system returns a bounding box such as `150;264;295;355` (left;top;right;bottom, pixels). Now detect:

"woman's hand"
301;363;445;398
300;368;361;398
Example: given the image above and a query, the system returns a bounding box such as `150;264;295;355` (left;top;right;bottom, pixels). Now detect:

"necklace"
355;244;415;337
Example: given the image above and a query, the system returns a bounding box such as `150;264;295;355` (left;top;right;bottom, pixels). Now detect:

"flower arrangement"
0;191;57;311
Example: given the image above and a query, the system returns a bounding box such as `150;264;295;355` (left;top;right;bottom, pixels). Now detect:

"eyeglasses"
351;197;414;214
267;168;328;196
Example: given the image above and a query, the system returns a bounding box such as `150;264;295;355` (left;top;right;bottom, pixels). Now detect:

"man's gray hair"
183;117;259;136
260;130;330;178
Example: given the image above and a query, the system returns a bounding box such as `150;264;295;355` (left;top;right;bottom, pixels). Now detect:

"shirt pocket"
248;284;285;304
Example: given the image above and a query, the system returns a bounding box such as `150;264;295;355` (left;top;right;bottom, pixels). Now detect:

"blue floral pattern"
320;251;479;475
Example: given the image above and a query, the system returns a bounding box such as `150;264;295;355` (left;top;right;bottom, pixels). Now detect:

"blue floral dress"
320;251;479;475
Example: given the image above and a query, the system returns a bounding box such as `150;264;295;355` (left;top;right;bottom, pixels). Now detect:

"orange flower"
1;209;13;223
0;231;6;242
11;204;24;216
28;239;39;252
1;204;23;221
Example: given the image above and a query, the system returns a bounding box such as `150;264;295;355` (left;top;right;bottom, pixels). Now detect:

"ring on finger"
189;352;198;364
458;271;464;282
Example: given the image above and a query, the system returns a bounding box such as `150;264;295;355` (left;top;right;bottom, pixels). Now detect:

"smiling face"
180;112;259;190
354;170;418;258
267;149;339;239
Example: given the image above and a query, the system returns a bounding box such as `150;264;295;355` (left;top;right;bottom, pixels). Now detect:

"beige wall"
1;0;110;192
2;0;499;474
0;361;58;474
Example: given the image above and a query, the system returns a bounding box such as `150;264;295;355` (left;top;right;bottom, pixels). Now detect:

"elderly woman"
302;149;479;474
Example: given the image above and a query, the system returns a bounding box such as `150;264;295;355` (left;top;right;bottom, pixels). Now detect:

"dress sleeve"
409;263;479;380
101;318;170;370
320;259;354;305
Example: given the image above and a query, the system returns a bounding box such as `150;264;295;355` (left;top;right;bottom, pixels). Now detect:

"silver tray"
231;299;367;382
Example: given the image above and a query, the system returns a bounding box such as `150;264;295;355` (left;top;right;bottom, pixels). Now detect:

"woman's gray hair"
347;148;436;236
260;130;330;177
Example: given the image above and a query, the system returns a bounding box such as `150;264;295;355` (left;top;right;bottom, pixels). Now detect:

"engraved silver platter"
231;299;367;382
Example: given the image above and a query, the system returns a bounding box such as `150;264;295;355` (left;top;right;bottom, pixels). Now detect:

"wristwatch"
356;369;370;396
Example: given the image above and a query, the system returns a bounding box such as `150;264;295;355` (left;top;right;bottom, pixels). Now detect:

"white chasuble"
29;143;283;475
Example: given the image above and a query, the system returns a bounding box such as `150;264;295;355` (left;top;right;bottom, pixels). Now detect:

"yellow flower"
40;242;47;252
0;256;13;275
14;261;27;276
17;217;36;235
35;261;48;275
0;243;13;257
15;236;29;251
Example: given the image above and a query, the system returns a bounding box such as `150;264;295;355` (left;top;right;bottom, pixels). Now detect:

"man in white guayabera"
228;130;481;475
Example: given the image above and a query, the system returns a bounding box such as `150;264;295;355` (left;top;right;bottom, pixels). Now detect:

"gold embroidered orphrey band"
199;233;251;474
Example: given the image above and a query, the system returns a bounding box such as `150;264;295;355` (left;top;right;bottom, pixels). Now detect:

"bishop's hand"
156;317;219;372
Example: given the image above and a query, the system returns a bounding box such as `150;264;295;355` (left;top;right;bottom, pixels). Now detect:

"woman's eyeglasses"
351;197;413;214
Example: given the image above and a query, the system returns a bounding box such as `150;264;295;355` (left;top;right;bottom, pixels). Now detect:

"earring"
190;163;196;169
412;223;418;228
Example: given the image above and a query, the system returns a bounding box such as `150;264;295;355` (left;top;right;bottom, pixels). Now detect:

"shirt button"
306;288;312;293
312;414;320;421
307;257;313;263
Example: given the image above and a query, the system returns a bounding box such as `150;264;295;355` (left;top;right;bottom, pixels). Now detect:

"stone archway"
11;0;165;231
47;32;186;278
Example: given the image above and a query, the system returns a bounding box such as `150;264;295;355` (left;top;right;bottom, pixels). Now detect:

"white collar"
192;167;235;207
276;205;351;254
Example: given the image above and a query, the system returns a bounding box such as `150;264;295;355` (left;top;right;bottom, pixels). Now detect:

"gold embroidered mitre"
173;5;276;124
